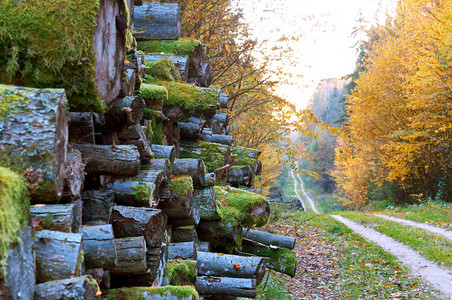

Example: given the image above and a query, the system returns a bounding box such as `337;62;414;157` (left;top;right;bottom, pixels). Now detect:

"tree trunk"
194;187;222;221
81;190;115;225
111;236;147;275
211;134;233;146
144;54;189;81
151;144;175;166
197;251;266;284
71;143;141;177
134;2;181;40
68;112;95;144
168;242;197;260
117;124;153;163
103;96;145;132
111;205;167;247
107;170;165;207
63;148;85;200
31;203;80;233
158;188;199;222
81;225;117;269
195;276;256;298
34;230;83;283
0;86;68;203
179;122;202;142
172;159;206;188
242;229;296;250
34;276;99;300
219;93;229;109
142;159;172;184
172;227;199;243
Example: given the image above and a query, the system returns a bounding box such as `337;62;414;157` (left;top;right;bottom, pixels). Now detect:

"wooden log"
243;229;296;250
0;86;68;203
227;165;252;187
211;134;233;146
195;276;256;298
194;187;222;221
179;141;229;173
200;128;212;142
126;68;137;96
204;173;216;187
172;227;198;243
103;96;145;132
144;54;189;81
199;241;210;252
239;187;262;194
71;143;141;177
109;286;199;300
152;144;175;166
68;112;95;144
197;251;266;284
196;221;242;252
118;124;153;163
34;276;99;300
212;112;228;125
31;203;80;233
219;93;229;109
111;237;147;275
81;225;117;269
168;242;197;260
159;193;200;226
143;159;172;183
85;268;109;293
111;205;167;247
188;63;212;87
179;122;201;142
63;148;85;200
162;120;180;157
172;159;206;188
210;119;223;134
134;2;181;40
81;190;115;225
0;226;35;300
255;160;262;176
95;130;119;146
34;230;83;283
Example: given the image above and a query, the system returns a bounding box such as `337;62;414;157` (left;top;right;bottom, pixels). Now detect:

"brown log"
168;242;197;260
179;122;202;142
162;120;180;157
81;190;115;225
172;227;198;243
68;112;95;144
227;165;253;187
0;86;68;203
151;144;175;166
142;159;172;183
195;276;256;298
31;203;80;233
111;205;167;247
144;54;189;81
255;160;263;176
210;119;223;134
95;131;119;146
63;148;85;200
188;62;212;87
81;225;117;269
126;68;137;96
34;276;99;300
196;220;242;252
172;158;206;188
242;229;296;250
134;2;181;40
71;143;141;177
34;230;83;283
211;134;233;146
158;190;199;226
118;124;153;163
194;187;222;221
134;0;143;6
111;237;147;275
103;96;145;132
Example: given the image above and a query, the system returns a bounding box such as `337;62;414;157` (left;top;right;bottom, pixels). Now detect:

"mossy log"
0;226;35;300
34;276;99;300
134;2;181;40
196;220;242;253
81;225;117;269
243;229;296;250
71;143;141;177
106;170;165;207
195;276;256;298
33;230;83;283
81;190;115;225
103;96;145;132
31;203;80;233
111;236;147;275
172;227;198;243
239;187;262;194
211;134;233;146
63;148;85;200
144;54;189;82
227;165;253;187
108;286;199;300
158;192;200;226
172;159;206;188
143;159;172;183
200;128;212;142
179;141;229;172
152;144;175;166
179;122;202;142
164;259;197;286
86;268;110;294
68;112;95;144
117;124;153;163
0;86;68;203
168;242;197;260
194;187;222;221
205;173;217;187
197;251;266;284
188;62;212;87
219;93;229;109
111;205;167;248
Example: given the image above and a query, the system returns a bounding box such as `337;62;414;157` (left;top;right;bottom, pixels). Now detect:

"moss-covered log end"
242;244;297;277
180;142;226;172
137;39;202;56
108;286;199;300
170;176;194;197
139;83;168;102
145;58;181;81
165;259;197;285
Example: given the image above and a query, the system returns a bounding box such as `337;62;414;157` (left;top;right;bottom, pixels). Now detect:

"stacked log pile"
0;1;297;299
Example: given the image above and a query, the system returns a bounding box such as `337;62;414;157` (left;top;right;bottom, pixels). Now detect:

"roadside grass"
339;211;452;270
304;185;343;214
255;272;293;300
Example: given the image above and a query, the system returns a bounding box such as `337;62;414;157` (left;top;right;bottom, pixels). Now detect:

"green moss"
0;167;30;272
131;182;153;203
180;142;226;172
108;286;199;300
241;244;296;277
0;84;32;120
137;39;202;56
139;83;168;101
232;146;259;169
0;0;104;112
170;176;194;197
145;58;181;81
151;120;164;145
165;259;197;285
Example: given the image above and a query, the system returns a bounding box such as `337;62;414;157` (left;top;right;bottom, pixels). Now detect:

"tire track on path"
289;168;306;211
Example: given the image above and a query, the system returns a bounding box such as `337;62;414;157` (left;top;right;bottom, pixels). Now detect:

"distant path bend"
294;162;320;213
289;169;306;211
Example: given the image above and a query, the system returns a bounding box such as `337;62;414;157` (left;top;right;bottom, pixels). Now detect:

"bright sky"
233;0;395;109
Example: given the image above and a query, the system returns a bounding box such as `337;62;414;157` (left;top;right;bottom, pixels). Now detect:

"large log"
152;144;175;166
81;190;115;225
81;225;117;269
227;165;253;187
194;187;222;221
172;159;206;188
111;205;167;247
179;122;202;142
31;203;80;233
200;128;212;142
211;134;232;146
162;121;180;157
243;229;296;250
196;220;242;252
179;141;229;173
195;276;256;298
63;148;85;200
107;170;165;207
34;276;99;300
103;96;145;132
143;159;172;183
109;286;199;300
71;143;141;177
111;237;147;275
68;112;95;144
172;227;198;243
0;86;68;203
188;62;212;87
34;230;83;283
117;124;153;163
159;193;200;226
144;54;189;81
212;112;228;126
197;251;266;284
168;242;197;260
134;2;181;40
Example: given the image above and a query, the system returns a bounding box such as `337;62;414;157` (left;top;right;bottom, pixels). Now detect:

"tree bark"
179;122;202;142
34;276;99;300
162;120;180;157
68;112;95;144
212;112;228;125
111;236;147;275
81;225;117;269
158;191;200;226
151;144;175;166
219;93;229;109
142;159;172;184
33;230;83;283
134;2;181;40
103;96;145;132
200;128;212;142
188;63;212;87
227;165;252;187
0;86;68;203
196;221;242;251
210;119;223;134
81;190;115;225
168;242;197;260
195;276;256;298
172;159;206;188
63;148;85;200
194;187;222;221
204;173;217;187
126;68;137;96
31;203;80;233
243;229;296;250
144;54;189;81
117;124;153;163
211;134;233;146
71;143;141;177
172;227;198;243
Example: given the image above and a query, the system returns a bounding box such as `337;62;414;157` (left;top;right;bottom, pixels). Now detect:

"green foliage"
170;176;194;197
242;243;296;277
131;182;153;204
150;120;164;145
137;39;201;56
145;58;181;81
0;167;30;271
165;259;197;285
180;141;226;172
0;0;105;112
108;286;199;300
139;84;168;101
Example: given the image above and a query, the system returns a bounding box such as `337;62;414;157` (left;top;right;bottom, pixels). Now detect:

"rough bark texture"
103;96;145;132
71;143;141;177
81;225;117;269
179;122;202;142
243;229;296;250
111;237;147;275
194;187;221;221
81;190;115;225
33;230;83;283
172;159;206;188
219;93;229;109
227;166;252;187
151;144;175;166
158;191;200;226
134;2;181;40
143;159;172;184
118;124;153;163
162;121;180;157
0;86;68;203
63;148;85;200
195;276;257;298
34;276;99;300
68;112;95;144
188;63;212;87
144;54;189;81
204;173;216;187
172;227;198;243
196;221;242;251
168;242;197;260
31;203;80;233
211;134;232;146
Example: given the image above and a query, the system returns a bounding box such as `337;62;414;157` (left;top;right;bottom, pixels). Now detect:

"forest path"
289;168;306;211
291;162;320;213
